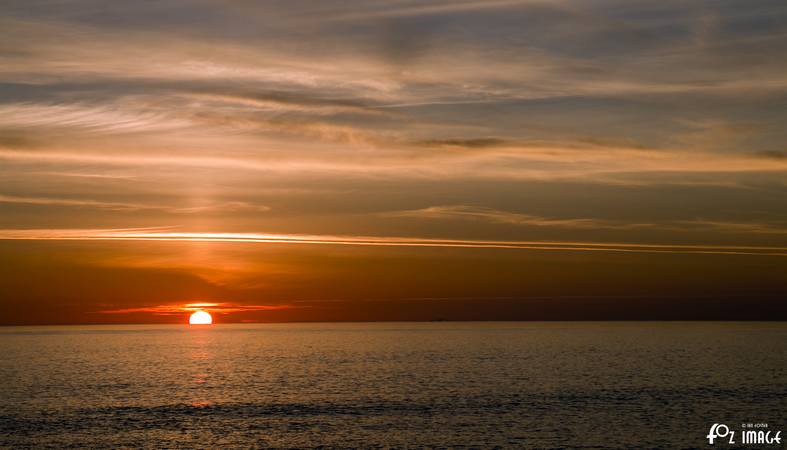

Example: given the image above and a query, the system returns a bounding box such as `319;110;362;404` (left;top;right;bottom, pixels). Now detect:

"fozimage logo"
707;423;782;446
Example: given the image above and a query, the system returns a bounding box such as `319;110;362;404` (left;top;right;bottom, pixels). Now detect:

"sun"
189;310;213;325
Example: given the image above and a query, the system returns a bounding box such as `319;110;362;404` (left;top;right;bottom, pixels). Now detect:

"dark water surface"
0;322;785;448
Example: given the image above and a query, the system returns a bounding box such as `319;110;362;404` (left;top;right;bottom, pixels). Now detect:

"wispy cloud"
0;194;270;214
675;219;787;235
386;205;656;230
2;143;785;182
0;102;188;134
96;302;294;315
1;228;785;256
0;194;156;211
181;91;393;117
388;205;787;236
304;0;552;22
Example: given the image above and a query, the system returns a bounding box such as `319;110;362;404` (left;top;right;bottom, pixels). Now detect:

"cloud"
307;0;551;22
96;302;294;315
0;194;270;214
416;138;509;149
386;205;654;230
388;205;787;236
181;90;393;117
0;102;188;134
171;202;271;214
0;228;785;256
0;194;157;211
2;142;785;184
675;220;787;235
758;151;786;160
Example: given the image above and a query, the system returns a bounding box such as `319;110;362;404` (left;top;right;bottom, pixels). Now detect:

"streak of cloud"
96;302;294;315
1;229;785;257
387;205;787;235
0;194;270;214
386;205;656;230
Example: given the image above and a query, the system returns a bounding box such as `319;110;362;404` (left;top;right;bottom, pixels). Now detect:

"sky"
1;0;786;324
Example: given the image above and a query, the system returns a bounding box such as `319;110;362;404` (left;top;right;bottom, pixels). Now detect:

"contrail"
1;228;786;256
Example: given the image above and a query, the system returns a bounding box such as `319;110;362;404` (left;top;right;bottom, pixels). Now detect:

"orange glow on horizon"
189;310;213;325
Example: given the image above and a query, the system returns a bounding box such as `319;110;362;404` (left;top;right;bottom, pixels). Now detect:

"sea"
0;322;785;449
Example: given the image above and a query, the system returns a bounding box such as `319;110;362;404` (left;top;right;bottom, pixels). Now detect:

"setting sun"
189;310;212;325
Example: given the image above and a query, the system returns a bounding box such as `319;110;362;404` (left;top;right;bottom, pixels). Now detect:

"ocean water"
0;322;784;449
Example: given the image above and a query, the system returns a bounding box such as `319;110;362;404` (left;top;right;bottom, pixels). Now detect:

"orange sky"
1;0;786;324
